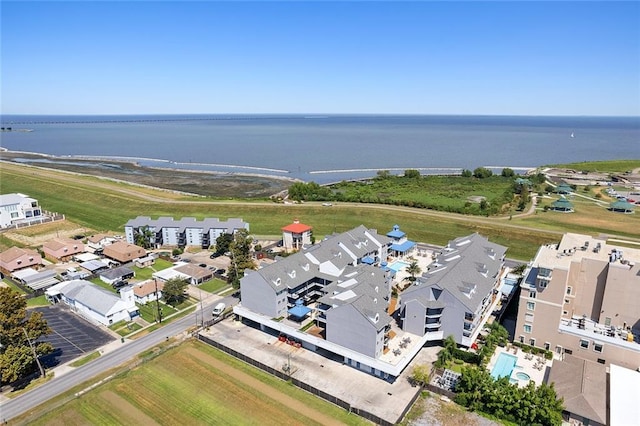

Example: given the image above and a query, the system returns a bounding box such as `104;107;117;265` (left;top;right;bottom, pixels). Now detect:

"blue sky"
1;1;639;116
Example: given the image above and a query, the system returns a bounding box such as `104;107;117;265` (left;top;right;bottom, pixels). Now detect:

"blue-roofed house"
387;225;416;258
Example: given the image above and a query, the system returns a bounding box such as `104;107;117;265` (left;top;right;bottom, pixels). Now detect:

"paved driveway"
33;305;116;368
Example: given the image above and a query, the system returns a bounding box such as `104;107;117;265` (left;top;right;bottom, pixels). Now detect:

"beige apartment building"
515;233;640;370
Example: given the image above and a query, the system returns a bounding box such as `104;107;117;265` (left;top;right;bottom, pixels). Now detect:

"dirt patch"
5;220;91;246
409;393;498;426
1;151;293;198
182;346;344;426
467;196;486;204
99;390;160;425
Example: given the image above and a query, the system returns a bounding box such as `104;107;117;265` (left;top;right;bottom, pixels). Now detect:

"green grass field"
137;301;176;323
547;159;640;173
198;278;229;293
17;340;368;426
131;258;173;280
1;161;638;262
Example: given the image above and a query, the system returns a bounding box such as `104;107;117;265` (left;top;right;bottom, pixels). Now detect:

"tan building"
103;241;146;264
515;233;640;370
42;237;85;262
0;247;42;274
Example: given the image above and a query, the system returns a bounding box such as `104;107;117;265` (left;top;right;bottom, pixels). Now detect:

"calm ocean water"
1;115;638;183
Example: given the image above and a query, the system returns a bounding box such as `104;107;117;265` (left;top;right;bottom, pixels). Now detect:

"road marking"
51;329;86;354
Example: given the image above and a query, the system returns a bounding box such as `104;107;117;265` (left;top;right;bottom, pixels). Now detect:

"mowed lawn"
25;340;367;426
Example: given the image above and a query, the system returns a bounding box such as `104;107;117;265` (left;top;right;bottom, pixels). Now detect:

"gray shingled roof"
403;233;506;312
125;216;248;233
100;266;134;281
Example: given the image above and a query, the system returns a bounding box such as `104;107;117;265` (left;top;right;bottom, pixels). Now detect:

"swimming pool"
388;260;409;273
490;352;518;380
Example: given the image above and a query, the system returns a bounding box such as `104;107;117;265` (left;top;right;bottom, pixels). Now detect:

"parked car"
215;269;226;276
199;263;207;268
209;253;221;259
212;302;226;317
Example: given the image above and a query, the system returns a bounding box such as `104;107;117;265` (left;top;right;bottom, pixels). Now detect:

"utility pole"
199;287;204;328
23;328;45;378
154;278;162;323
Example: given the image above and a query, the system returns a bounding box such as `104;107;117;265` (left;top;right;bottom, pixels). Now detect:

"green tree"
162;277;188;305
404;169;421;179
411;364;430;387
501;167;515;177
403;258;421;283
461;169;473;177
215;233;234;255
376;170;392;179
227;229;256;288
133;225;154;249
473;167;493;178
0;288;53;384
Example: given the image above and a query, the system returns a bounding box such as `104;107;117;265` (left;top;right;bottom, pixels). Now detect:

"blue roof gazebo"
551;196;574;213
361;256;375;265
609;200;635;214
387;225;406;239
288;299;312;320
391;240;416;253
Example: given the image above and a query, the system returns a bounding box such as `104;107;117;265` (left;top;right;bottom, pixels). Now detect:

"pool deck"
487;346;552;387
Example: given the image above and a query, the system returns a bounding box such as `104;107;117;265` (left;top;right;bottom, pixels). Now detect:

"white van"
212;302;226;317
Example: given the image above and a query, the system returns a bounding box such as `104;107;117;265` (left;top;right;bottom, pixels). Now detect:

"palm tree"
134;225;154;249
404;258;421;283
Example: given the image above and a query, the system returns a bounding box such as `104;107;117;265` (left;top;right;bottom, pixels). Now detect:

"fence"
2;212;65;231
197;333;414;426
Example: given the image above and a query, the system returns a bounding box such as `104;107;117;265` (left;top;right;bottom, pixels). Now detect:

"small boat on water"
570;132;575;138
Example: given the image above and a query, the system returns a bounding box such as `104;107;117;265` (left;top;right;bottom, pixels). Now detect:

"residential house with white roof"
399;233;507;347
45;280;138;326
124;216;249;249
0;193;42;228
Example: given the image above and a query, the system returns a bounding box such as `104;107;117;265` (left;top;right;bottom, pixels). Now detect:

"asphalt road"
1;294;238;422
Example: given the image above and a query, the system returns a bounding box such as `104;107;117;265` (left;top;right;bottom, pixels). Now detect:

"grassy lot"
547;159;640;173
69;351;101;367
198;278;229;294
2;279;27;295
137;301;176;323
2;161;639;262
17;340;368;426
329;174;517;215
26;295;49;307
89;277;117;294
131;258;173;280
0;234;25;251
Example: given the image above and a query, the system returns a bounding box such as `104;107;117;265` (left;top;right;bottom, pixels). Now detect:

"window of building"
529;291;536;299
594;342;603;353
10;212;19;218
544;342;550;350
529;338;536;347
519;335;525;343
563;311;568;315
539;281;548;288
566;286;572;295
526;301;535;311
597;358;605;364
524;324;532;333
564;348;573;355
579;339;589;349
564;299;570;304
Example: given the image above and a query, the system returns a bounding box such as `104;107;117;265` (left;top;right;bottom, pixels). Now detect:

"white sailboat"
570;132;575;138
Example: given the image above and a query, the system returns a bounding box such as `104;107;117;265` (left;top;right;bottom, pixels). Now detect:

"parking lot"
34;305;116;367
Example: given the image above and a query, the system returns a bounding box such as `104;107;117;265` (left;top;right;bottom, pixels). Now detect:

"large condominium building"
124;216;249;248
515;233;640;370
0;193;42;228
237;225;404;378
399;233;507;347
